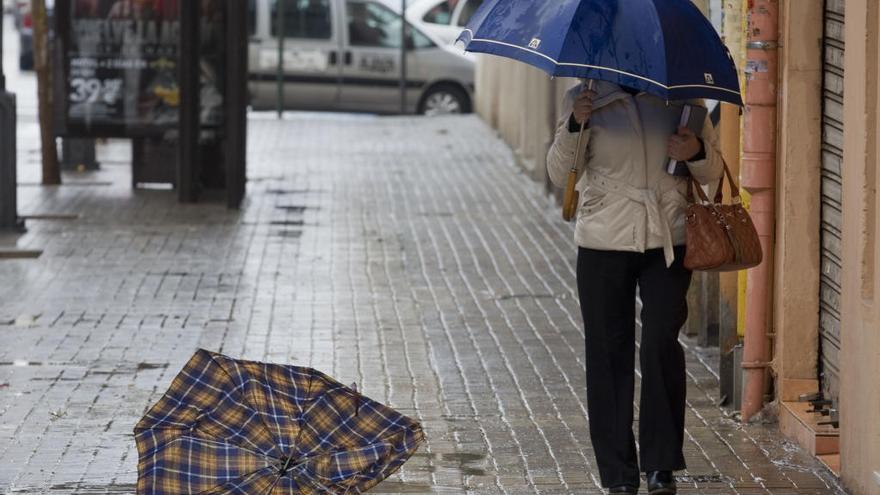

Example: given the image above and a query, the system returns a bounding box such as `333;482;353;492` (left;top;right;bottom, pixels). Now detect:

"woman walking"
547;80;723;495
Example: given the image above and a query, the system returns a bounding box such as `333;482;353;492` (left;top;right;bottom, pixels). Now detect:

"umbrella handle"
561;80;594;222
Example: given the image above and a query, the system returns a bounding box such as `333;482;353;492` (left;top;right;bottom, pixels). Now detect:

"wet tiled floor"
0;110;846;494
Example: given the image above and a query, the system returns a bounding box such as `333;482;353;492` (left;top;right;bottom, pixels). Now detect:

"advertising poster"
61;0;180;134
60;0;224;136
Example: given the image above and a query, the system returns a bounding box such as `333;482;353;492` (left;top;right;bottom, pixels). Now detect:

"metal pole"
1;13;23;231
225;0;248;208
178;0;200;202
740;0;778;422
1;10;5;91
276;0;285;119
399;0;407;114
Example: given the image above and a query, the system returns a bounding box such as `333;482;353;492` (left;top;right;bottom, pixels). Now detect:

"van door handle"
329;51;338;65
344;51;353;65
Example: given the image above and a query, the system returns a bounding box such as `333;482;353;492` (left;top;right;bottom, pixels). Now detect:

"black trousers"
577;246;691;488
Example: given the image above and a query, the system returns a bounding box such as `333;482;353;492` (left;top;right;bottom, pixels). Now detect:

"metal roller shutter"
819;0;845;409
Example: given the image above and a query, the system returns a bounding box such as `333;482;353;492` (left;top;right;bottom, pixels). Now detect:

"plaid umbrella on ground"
134;349;425;494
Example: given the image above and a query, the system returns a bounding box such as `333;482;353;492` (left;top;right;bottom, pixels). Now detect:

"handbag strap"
687;158;742;205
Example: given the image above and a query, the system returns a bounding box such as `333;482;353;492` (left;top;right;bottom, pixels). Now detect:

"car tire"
418;84;471;116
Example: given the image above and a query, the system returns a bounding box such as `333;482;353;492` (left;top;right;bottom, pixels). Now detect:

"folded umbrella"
134;349;424;494
458;0;742;106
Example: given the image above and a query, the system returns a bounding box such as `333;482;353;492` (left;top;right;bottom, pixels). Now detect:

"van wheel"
418;84;470;116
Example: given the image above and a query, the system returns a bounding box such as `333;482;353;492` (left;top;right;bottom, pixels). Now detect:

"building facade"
473;1;880;493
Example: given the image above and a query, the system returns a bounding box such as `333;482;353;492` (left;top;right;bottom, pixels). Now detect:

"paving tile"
0;112;846;495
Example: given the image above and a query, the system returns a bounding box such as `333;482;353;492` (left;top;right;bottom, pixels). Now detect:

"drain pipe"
740;0;778;421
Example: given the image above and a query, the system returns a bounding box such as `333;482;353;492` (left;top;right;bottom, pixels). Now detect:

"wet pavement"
0;17;847;494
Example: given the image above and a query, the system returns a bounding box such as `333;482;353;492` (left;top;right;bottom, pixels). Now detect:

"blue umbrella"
457;0;742;106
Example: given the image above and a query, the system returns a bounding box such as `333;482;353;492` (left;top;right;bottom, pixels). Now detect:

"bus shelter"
55;0;248;207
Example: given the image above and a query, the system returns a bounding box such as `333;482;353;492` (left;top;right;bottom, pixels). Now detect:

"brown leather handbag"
683;162;763;272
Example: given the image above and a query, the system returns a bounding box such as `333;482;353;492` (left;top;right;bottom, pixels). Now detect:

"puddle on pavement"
247;175;284;183
411;452;488;477
275;205;311;213
135;363;168;371
0;249;43;260
21;213;80;221
0;360;43;367
495;293;562;301
1;314;43;326
676;474;733;484
370;481;463;493
90;363;168;376
272;230;303;239
37;482;138;494
0;361;166;376
266;188;323;195
269;220;306;227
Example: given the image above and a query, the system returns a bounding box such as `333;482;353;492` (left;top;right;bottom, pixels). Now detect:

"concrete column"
773;0;823;402
839;1;880;493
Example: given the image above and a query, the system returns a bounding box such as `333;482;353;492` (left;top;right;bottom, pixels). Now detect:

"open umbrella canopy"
458;0;743;106
134;350;424;494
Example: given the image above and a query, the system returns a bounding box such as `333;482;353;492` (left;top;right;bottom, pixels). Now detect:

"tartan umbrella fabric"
134;349;425;494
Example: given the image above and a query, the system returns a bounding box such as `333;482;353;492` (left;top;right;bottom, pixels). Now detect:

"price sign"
69;77;123;105
60;0;182;135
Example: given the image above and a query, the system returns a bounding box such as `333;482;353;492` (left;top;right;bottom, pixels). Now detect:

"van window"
347;1;435;49
347;1;401;48
422;0;453;25
457;0;483;26
270;0;333;39
247;0;257;36
411;27;435;49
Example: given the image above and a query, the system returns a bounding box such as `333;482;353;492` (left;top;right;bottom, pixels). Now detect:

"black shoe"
646;471;676;495
608;485;638;494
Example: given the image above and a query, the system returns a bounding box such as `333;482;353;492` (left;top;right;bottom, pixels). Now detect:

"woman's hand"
668;127;703;161
571;87;598;125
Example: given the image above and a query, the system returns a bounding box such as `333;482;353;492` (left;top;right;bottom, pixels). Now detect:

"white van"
247;0;475;115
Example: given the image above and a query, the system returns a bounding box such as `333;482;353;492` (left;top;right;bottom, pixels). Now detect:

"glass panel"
411;27;434;49
64;0;182;133
422;0;453;25
271;0;333;39
347;1;401;48
457;0;483;26
247;0;257;36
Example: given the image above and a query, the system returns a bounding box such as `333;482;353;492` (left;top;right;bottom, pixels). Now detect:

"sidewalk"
0;112;845;494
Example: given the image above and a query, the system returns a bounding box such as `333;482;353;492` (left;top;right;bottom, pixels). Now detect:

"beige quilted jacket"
547;80;724;266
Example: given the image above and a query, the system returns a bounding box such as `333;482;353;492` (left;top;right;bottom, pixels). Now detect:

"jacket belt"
584;169;676;267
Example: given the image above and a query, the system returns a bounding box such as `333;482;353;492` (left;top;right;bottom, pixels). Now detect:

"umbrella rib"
460;29;743;97
183;435;276;460
191;466;278;495
260;472;283;495
209;354;289;454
